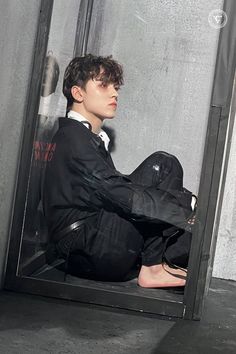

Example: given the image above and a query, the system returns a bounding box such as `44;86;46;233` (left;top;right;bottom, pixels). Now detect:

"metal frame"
4;0;236;320
73;0;94;56
183;0;236;320
4;0;54;284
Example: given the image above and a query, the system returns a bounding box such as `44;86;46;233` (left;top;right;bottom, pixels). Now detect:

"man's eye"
99;82;107;88
98;82;120;90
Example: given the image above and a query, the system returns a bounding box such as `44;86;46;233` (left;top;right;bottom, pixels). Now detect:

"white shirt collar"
67;110;110;151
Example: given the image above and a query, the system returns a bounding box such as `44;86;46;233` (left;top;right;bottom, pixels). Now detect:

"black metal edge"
191;0;236;319
183;106;222;320
192;119;230;320
82;0;94;55
3;0;54;285
212;0;236;107
73;0;94;57
208;76;236;276
192;91;236;320
4;275;184;318
183;0;236;320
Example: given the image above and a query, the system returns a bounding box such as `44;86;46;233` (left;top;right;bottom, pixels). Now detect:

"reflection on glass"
18;0;81;276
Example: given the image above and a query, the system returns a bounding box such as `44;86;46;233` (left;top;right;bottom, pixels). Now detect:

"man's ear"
71;85;84;103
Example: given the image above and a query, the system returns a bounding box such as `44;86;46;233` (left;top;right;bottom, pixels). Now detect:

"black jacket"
43;118;192;240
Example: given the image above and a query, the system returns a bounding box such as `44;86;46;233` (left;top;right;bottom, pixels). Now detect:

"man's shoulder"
59;117;88;131
55;117;92;139
53;117;97;154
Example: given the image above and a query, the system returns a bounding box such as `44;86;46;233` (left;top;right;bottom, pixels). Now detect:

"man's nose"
110;85;118;97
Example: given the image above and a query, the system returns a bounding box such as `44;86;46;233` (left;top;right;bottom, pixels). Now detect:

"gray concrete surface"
0;278;235;353
0;0;41;287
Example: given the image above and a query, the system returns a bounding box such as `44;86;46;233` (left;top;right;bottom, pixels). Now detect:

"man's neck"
70;105;103;134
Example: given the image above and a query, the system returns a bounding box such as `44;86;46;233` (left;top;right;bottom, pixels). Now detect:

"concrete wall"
0;0;41;286
87;0;222;195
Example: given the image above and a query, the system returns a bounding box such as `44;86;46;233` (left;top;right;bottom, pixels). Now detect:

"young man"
43;54;196;288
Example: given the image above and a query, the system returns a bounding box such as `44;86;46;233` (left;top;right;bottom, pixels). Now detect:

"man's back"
43;117;112;238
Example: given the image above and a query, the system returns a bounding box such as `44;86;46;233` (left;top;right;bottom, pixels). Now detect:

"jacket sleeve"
69;135;192;229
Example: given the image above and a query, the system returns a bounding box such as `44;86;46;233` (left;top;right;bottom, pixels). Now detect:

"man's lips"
109;102;117;107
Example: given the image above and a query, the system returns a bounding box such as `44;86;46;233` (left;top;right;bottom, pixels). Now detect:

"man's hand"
187;213;196;225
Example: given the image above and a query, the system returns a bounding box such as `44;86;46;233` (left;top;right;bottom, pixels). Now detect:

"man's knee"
151;151;180;163
146;151;182;172
144;151;183;190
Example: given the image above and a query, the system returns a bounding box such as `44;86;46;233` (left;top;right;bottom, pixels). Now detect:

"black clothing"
43;117;193;281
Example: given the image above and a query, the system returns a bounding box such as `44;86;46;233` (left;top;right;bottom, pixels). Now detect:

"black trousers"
55;151;192;281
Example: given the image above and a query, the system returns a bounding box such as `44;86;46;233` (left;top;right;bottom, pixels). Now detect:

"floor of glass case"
29;261;184;303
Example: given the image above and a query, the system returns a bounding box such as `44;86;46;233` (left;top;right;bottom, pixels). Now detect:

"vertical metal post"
183;0;236;320
73;0;94;57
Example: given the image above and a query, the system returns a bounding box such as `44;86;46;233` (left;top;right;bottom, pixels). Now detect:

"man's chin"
99;115;115;121
105;115;115;120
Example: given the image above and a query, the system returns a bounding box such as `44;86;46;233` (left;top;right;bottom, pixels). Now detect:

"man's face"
79;76;119;121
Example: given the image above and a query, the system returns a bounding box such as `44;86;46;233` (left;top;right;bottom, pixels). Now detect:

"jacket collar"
59;117;110;151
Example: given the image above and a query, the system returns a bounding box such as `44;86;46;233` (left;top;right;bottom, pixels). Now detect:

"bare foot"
162;263;187;277
137;264;186;288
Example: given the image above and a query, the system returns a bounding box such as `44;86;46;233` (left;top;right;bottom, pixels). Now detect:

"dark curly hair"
63;54;124;107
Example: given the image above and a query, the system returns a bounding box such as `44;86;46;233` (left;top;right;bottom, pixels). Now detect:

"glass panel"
18;0;81;275
18;0;221;293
